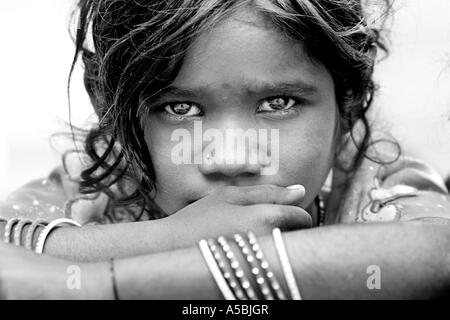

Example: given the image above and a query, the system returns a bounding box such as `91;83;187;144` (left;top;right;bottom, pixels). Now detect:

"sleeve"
0;167;72;222
0;166;108;225
332;155;450;224
375;156;450;222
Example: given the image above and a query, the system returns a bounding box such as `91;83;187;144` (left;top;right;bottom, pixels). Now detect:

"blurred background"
0;0;449;199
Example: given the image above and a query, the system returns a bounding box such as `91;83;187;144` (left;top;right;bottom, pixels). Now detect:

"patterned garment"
327;155;450;224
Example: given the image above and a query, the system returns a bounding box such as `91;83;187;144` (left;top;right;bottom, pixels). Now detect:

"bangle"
13;219;32;246
25;219;47;251
234;234;274;300
272;228;302;300
208;239;246;300
4;218;20;244
217;236;257;300
199;239;236;300
247;232;287;300
35;218;82;254
110;259;120;300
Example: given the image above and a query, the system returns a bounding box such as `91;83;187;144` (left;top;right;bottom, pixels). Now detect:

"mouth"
187;192;210;206
187;199;198;205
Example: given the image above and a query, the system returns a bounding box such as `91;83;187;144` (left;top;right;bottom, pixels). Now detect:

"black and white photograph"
0;0;449;304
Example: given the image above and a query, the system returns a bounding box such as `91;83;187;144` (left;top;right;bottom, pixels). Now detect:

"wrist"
76;262;115;300
158;215;198;250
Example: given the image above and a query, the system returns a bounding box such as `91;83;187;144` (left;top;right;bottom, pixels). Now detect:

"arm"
52;219;447;299
0;218;191;262
0;184;310;262
107;219;450;299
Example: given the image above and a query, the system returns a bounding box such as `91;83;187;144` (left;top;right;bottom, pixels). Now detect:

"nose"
198;130;266;178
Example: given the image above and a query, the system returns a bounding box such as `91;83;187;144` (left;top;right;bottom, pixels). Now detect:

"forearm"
0;242;112;300
48;217;217;262
108;221;450;299
281;220;450;299
0;218;194;262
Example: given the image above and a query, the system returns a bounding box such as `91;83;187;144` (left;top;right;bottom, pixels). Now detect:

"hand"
162;184;312;244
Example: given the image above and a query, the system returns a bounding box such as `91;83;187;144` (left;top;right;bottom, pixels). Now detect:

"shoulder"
0;165;109;225
379;156;448;194
0;167;71;222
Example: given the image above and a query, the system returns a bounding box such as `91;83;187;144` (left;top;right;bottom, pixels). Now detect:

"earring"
315;195;326;227
315;168;332;227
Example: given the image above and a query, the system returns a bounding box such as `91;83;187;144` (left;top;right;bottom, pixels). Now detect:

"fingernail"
287;185;305;191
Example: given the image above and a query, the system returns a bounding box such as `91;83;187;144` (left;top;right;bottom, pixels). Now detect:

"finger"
255;204;312;230
275;205;312;230
225;184;306;206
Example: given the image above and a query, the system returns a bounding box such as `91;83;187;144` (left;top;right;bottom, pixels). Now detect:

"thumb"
227;184;306;206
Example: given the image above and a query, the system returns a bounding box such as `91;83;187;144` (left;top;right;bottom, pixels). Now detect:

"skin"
143;8;339;218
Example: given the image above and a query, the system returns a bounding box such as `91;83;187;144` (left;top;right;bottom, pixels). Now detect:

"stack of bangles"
2;217;82;254
199;228;302;300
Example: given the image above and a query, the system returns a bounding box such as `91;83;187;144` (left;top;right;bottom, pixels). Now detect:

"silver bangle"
248;232;287;300
25;219;47;251
234;234;274;300
199;239;236;300
208;239;246;299
218;236;257;300
272;228;302;300
4;218;20;244
13;219;32;246
35;218;82;254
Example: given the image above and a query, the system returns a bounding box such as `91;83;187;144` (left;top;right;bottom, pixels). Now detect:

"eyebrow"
154;79;319;100
243;80;319;96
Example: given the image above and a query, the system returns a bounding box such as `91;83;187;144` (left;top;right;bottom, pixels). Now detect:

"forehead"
172;7;331;91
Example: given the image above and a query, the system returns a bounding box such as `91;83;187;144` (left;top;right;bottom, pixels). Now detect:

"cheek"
144;123;191;213
144;124;172;180
277;116;337;205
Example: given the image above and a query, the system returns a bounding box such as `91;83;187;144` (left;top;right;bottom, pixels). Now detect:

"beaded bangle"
25;219;47;251
234;234;274;300
4;218;20;244
13;219;32;246
208;239;246;300
248;232;287;300
217;236;257;300
199;239;236;300
35;218;82;255
272;228;302;300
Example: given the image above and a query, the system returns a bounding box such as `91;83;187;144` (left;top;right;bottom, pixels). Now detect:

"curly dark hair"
68;0;393;222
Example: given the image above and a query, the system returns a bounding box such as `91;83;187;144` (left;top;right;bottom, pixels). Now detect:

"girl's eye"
257;97;298;113
164;102;203;117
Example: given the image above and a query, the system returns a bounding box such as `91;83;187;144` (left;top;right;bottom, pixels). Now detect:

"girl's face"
143;9;339;217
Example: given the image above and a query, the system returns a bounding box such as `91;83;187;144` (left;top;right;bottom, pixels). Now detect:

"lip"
187;192;211;205
187;199;198;205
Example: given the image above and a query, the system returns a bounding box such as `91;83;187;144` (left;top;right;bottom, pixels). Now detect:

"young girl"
0;0;449;299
